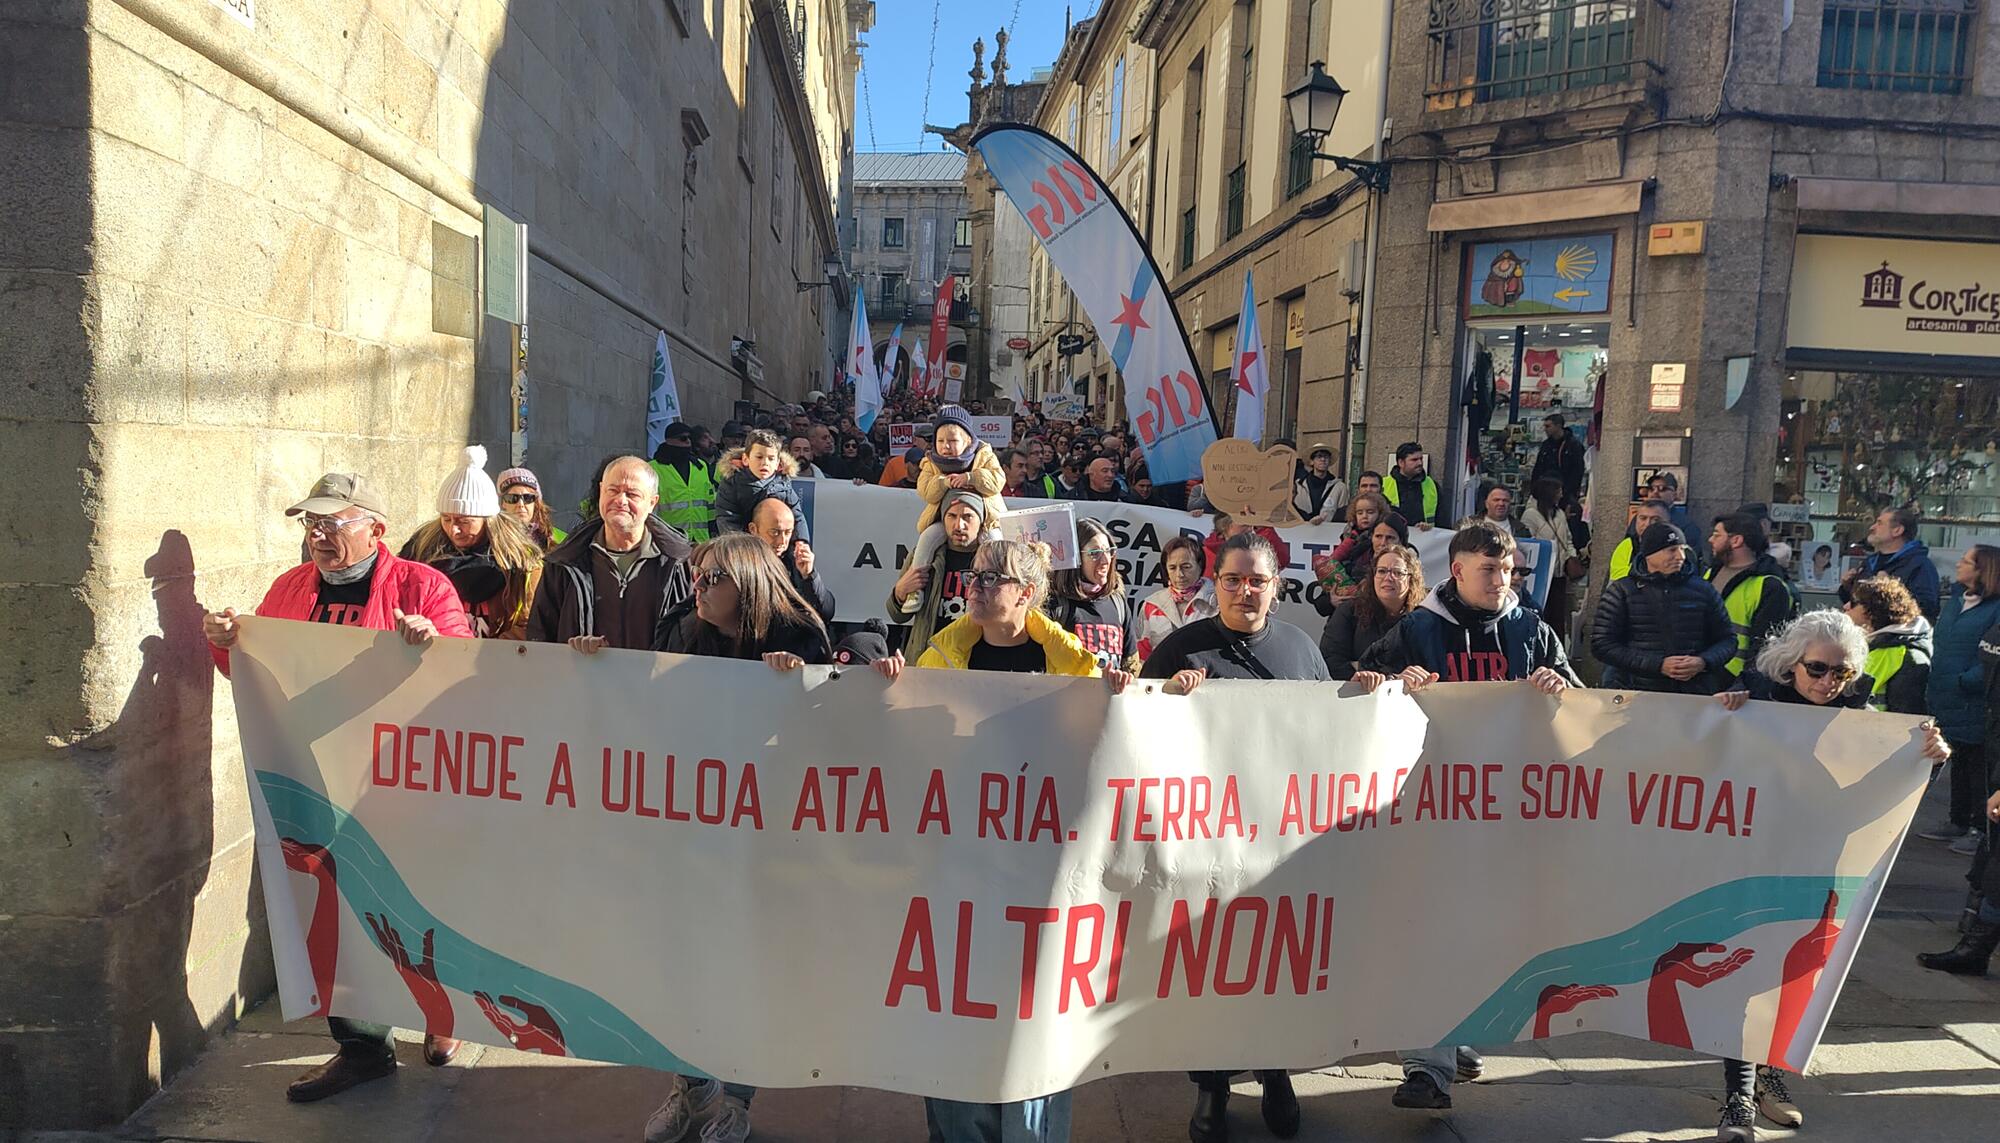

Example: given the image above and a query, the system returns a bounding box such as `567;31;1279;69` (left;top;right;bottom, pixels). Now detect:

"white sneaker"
644;1076;725;1143
1754;1066;1803;1128
699;1097;751;1143
1950;828;1984;855
1716;1093;1756;1142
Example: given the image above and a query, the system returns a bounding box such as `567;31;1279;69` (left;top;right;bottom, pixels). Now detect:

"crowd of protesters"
199;381;1995;1143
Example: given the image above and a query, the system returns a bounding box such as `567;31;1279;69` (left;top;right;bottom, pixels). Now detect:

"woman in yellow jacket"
869;537;1126;1143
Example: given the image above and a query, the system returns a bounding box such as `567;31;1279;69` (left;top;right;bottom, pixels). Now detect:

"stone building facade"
1369;0;2000;594
848;150;972;384
0;0;862;1127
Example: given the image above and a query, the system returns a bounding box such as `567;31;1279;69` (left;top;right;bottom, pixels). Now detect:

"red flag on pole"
926;275;954;397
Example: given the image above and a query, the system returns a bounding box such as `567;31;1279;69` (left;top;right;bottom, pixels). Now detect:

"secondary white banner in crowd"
795;480;1552;643
232;620;1928;1102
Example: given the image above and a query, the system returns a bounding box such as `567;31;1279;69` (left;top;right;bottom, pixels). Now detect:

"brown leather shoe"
286;1051;396;1103
423;1034;462;1066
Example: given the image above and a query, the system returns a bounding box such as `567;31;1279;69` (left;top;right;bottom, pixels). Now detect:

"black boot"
1918;916;2000;975
1188;1087;1230;1143
1257;1071;1300;1139
1960;890;1985;935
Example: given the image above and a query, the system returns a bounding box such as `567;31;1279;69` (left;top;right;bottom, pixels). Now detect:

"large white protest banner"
231;620;1927;1102
796;479;1459;643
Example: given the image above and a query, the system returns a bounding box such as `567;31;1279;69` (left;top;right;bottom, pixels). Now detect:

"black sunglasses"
502;492;538;505
1799;659;1856;682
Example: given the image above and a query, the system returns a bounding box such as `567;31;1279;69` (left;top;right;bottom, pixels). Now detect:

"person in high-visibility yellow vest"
1384;442;1442;526
1845;572;1933;714
1704;513;1799;677
649;421;716;541
1606;500;1673;583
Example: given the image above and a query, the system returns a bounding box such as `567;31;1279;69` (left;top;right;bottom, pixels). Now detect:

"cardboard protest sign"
971;416;1014;450
887;423;917;454
1199;439;1303;526
1041;394;1086;422
994;502;1079;569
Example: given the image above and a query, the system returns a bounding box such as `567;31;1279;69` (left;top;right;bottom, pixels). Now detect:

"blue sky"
857;1;1090;152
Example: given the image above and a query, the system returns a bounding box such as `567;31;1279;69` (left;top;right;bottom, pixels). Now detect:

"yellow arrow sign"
1553;287;1591;302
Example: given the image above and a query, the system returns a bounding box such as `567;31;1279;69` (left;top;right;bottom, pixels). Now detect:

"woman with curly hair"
1320;542;1426;679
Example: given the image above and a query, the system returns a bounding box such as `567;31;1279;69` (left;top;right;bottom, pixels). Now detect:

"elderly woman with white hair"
1712;609;1948;1142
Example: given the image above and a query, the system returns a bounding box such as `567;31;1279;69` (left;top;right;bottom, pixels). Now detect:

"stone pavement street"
34;798;2000;1143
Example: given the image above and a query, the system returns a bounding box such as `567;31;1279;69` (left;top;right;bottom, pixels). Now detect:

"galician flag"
1230;269;1269;444
912;335;931;396
849;291;883;431
646;330;683;455
881;322;905;391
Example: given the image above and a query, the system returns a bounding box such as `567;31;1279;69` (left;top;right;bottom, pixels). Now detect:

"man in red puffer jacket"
202;472;470;1102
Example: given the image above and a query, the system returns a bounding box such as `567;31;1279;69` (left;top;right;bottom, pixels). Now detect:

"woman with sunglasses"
1321;543;1426;680
655;533;830;669
866;539;1100;1143
1142;530;1322;1143
496;467;565;549
1046;517;1140;672
1712;609;1949;1142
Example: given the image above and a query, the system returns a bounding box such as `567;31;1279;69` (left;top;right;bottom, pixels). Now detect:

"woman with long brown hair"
400;446;544;640
656;532;830;665
1046;517;1138;671
643;532;829;1143
1320;543;1426;679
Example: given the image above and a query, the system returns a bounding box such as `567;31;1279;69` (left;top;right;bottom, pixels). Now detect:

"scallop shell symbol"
1554;244;1597;281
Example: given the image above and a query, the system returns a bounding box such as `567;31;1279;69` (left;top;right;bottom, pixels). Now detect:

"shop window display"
1777;371;2000;552
1462;321;1607;496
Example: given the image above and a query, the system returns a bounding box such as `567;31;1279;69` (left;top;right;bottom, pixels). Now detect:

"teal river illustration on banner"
1444;875;1865;1045
256;771;702;1075
262;770;1864;1067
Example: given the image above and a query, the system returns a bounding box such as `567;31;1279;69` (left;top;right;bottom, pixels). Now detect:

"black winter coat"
1319;598;1403;681
1591;564;1736;694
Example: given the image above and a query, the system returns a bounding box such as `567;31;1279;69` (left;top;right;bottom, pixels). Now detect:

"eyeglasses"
1217;574;1276;594
1081;547;1114;560
502;492;539;505
1798;659;1857;683
299;514;373;536
966;571;1025;593
1373;568;1410;582
695;568;733;589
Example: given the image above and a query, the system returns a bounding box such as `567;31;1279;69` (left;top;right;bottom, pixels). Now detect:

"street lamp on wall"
1283;62;1388;193
798;252;845;291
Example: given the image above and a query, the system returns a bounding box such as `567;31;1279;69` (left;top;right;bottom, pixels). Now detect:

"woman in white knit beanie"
399;445;543;638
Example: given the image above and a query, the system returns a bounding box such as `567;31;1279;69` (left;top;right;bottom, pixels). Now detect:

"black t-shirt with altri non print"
309;575;373;626
968;637;1048;674
1139;616;1330;682
932;546;979;629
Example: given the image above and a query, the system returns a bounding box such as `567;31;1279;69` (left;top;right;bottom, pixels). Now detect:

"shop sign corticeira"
1788;234;2000;359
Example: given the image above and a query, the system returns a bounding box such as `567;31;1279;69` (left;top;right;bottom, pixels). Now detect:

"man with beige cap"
201;471;471;1102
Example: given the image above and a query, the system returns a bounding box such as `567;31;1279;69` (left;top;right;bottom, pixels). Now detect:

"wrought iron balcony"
1424;0;1667;108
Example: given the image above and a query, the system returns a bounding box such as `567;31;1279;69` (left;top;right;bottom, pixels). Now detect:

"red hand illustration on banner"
476;991;570;1057
1769;890;1841;1064
364;913;454;1039
1532;983;1619;1039
280;838;338;1017
1647;942;1755;1049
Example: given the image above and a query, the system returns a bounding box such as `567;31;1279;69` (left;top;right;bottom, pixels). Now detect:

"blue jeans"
924;1093;1072;1143
1401;1044;1458;1089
